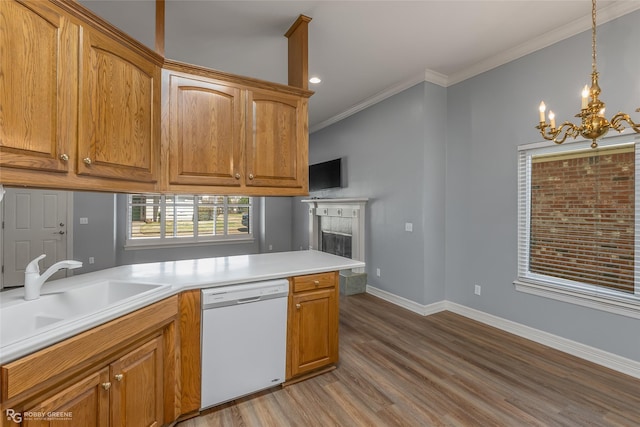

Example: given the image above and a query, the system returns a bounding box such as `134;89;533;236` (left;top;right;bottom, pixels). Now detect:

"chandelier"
536;0;639;148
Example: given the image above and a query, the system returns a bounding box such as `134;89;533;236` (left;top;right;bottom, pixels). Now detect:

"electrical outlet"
89;257;95;264
268;244;273;251
474;284;481;295
405;222;413;232
376;268;381;277
79;217;88;225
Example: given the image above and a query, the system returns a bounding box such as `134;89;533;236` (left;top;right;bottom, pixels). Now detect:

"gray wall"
298;10;640;362
444;10;640;362
260;197;293;253
298;82;447;305
73;192;117;274
69;193;292;267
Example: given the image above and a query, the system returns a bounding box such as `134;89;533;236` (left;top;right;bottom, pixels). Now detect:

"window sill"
124;237;254;251
514;277;640;320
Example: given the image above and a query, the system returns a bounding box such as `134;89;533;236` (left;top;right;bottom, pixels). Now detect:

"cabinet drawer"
291;272;337;293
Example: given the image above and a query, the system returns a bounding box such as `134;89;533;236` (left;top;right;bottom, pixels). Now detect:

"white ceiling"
81;1;640;132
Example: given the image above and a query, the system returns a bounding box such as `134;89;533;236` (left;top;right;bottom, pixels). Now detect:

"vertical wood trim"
163;317;179;423
284;15;311;90
178;290;201;414
155;0;165;56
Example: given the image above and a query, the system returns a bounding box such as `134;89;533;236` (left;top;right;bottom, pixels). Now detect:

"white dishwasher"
200;279;289;409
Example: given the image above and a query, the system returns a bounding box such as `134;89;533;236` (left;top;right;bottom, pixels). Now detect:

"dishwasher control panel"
201;279;289;309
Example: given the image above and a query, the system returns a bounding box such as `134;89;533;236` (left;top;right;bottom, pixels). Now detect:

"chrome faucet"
24;254;83;300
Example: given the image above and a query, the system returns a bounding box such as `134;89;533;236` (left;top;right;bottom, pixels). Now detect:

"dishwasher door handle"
236;296;262;304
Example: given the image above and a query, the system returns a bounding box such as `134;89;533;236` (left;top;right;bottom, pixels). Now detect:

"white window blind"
126;194;252;248
515;135;640;318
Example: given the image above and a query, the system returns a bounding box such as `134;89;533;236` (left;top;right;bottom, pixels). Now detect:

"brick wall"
530;147;635;292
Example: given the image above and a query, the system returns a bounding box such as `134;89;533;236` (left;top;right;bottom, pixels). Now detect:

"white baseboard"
364;285;640;380
365;285;446;316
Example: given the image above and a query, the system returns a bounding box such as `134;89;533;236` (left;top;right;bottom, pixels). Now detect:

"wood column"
284;15;312;89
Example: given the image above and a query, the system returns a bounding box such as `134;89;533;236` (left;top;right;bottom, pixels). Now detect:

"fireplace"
302;198;367;273
322;231;352;258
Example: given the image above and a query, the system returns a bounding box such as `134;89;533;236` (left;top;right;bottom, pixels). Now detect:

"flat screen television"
309;158;342;192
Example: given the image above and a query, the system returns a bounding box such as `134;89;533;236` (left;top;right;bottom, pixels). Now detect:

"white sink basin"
0;280;168;348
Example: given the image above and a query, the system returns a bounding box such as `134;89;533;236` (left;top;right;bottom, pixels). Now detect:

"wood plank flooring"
179;293;640;426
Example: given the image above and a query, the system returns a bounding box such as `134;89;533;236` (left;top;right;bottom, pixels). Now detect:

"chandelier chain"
592;0;597;75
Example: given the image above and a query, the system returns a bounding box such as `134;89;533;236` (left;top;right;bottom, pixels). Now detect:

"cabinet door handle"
295;303;301;309
59;153;69;161
83;157;92;165
235;173;241;180
102;382;111;390
248;173;254;180
54;230;65;235
313;280;320;286
114;374;124;381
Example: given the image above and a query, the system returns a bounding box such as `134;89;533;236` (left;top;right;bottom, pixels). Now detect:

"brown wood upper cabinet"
165;72;244;188
0;0;161;193
247;89;307;190
78;26;160;184
1;0;310;196
0;0;78;174
162;64;311;195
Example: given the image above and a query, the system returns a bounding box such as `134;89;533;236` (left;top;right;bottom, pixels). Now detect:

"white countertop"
0;250;364;364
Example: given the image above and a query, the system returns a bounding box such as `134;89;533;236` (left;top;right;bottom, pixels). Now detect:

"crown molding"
310;72;427;133
310;2;640;134
447;1;640;86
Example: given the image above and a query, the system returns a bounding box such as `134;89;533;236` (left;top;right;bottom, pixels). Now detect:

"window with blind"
125;194;253;248
515;135;640;319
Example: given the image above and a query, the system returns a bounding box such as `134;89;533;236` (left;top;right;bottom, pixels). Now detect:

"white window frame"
514;134;640;319
125;194;253;249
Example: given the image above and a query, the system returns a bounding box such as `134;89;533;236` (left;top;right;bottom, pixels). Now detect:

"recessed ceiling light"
309;76;321;84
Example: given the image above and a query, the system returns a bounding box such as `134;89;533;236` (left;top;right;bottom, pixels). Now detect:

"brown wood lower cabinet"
0;297;177;427
287;272;339;380
23;368;110;427
110;336;164;427
21;335;164;427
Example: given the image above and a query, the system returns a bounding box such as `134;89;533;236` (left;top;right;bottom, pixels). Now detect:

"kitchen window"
126;194;252;248
515;135;640;319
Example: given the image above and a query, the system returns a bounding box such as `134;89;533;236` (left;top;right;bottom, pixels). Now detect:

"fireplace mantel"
302;198;368;273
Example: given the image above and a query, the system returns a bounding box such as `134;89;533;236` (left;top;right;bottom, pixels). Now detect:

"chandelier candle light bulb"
581;86;589;109
535;0;639;148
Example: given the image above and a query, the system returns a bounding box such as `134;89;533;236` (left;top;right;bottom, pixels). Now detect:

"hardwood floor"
179;293;640;426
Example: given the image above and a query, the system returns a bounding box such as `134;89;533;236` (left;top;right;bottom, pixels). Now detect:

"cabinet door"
0;0;78;173
246;90;308;189
110;336;164;427
167;74;244;186
23;368;110;427
289;288;338;378
78;27;159;183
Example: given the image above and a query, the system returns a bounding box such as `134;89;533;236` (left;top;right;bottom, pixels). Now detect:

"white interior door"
1;188;72;288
